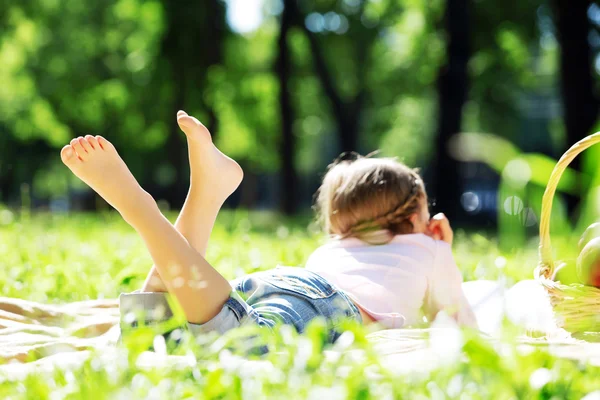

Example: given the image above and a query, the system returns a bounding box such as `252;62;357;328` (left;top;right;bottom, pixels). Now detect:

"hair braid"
341;176;423;238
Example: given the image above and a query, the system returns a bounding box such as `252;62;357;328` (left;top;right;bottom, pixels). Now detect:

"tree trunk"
339;117;359;153
432;0;470;221
299;23;359;153
157;1;226;208
277;2;298;215
553;0;598;211
554;0;598;147
199;0;225;139
161;7;187;208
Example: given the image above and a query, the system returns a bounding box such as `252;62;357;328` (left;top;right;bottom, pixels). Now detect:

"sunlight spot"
188;279;208;290
307;385;347;400
132;373;151;391
250;248;262;268
123;312;136;324
238;218;252;233
447;375;464;397
153;335;167;355
582;391;600;400
529;368;552;389
495;256;507;269
151;304;167;320
503;196;524;215
277;226;289;239
461;191;481;213
334;15;350;34
588;3;600;24
185;352;198;367
170;328;183;342
226;0;264;34
333;331;355;351
502;158;531;188
0;209;14;225
342;0;361;13
169;264;182;276
265;0;283;15
191;265;203;281
91;357;103;371
172;277;185;288
293;337;313;371
520;207;537;227
361;13;379;28
324;12;341;31
149;276;163;287
306;13;325;33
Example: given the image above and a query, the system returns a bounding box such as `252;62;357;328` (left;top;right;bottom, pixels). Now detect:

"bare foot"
60;136;152;221
177;111;243;203
141;113;244;293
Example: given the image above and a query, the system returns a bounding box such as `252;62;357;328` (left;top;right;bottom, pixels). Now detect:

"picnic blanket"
0;297;120;364
0;280;596;379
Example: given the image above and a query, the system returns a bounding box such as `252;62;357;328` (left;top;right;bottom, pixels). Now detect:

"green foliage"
466;0;546;142
1;0;552;203
0;0;165;145
2;212;600;397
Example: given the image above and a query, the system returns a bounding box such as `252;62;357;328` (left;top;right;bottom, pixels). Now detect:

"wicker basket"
535;132;600;333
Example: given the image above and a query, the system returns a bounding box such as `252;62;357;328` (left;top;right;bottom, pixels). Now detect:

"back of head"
315;154;426;245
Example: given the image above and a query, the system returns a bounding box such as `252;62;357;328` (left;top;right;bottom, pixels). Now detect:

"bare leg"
60;135;232;324
141;111;243;292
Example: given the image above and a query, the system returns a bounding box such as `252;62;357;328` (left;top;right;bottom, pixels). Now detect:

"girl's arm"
427;241;478;329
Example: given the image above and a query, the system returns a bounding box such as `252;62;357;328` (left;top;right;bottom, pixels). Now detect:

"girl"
59;111;475;344
306;153;477;329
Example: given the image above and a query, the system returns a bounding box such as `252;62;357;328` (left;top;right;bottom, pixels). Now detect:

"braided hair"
315;153;427;245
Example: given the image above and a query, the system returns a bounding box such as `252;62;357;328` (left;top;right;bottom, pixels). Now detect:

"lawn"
1;209;600;399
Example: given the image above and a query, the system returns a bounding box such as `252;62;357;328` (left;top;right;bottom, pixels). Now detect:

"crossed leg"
60;113;241;325
141;111;243;292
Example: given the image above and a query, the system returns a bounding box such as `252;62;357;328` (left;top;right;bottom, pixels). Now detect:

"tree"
431;0;471;220
297;19;367;153
0;0;165;202
294;0;403;154
553;0;599;213
276;2;299;214
154;0;227;206
553;0;598;148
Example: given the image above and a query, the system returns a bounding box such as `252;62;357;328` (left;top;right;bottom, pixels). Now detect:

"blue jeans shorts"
119;267;362;343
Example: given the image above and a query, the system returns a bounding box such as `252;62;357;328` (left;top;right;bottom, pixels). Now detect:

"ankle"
187;184;227;207
119;190;159;227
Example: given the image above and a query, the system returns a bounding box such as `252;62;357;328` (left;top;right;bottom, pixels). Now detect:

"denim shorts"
119;267;362;343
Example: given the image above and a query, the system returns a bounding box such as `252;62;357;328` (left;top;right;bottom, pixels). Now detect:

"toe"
60;145;79;165
177;115;196;129
85;135;99;149
78;137;92;153
70;138;86;159
177;114;206;131
177;115;211;143
96;135;114;151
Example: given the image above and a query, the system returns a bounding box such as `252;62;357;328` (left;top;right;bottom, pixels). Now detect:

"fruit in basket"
579;222;600;251
577;237;600;288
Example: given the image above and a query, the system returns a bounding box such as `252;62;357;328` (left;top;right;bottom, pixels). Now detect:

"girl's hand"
426;213;454;246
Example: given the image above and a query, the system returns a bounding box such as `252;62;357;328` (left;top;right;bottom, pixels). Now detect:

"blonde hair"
315;153;426;245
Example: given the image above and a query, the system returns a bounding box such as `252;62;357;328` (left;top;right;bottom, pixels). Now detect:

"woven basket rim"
535;132;600;332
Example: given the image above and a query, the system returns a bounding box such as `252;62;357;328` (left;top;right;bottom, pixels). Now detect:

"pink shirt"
306;233;477;329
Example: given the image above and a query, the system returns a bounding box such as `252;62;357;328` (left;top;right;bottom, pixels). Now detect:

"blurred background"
1;0;599;234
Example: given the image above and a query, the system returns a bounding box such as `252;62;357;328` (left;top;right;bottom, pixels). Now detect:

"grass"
1;208;600;399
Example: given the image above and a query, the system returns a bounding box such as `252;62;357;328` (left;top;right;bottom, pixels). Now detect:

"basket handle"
536;132;600;279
